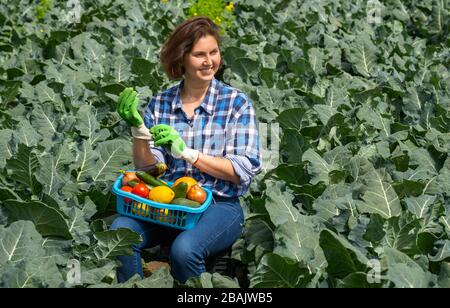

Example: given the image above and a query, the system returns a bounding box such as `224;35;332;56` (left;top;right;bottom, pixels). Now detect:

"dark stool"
205;247;249;287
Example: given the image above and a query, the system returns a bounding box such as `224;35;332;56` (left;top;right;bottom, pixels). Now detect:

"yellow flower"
225;2;234;12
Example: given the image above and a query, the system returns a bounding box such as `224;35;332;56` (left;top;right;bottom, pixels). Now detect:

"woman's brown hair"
160;17;221;80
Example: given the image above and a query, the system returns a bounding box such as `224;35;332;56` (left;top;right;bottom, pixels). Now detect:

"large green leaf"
71;33;107;72
337;272;381;288
307;47;326;76
387;263;436;288
319;229;368;279
357;169;402;219
322;146;352;170
75;105;110;145
92;139;132;183
264;180;299;226
405;195;437;219
1;257;65;288
185;272;239;288
425;157;450;196
280;129;309;163
93;228;142;260
357;106;392;138
429;240;450;262
78;262;117;286
61;197;97;245
36;140;77;197
244;219;274;260
0;183;21;202
249;253;313;288
276;108;310;131
0;221;46;266
438;262;450;288
5;143;42;195
313;104;338;126
72;140;99;183
302;149;339;185
402;87;426;118
227;57;260;82
0;129;13;168
382;212;421;256
30;103;60;140
408;147;439;177
274;218;327;271
3;199;72;239
384;246;437;287
344;35;378;77
430;0;448;34
110;57;132;83
37;155;64;198
131;57;157;76
33;82;65;111
440;203;450;237
93;270;174;288
131;269;175;288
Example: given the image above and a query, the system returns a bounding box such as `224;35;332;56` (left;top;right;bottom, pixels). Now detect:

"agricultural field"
0;0;449;288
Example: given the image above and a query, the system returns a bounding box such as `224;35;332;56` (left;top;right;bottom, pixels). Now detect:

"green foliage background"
0;0;449;288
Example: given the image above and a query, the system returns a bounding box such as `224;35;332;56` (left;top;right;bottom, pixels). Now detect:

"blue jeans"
110;196;244;284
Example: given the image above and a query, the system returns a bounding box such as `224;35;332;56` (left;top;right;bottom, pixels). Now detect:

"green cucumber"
127;180;140;187
171;197;202;208
136;171;168;187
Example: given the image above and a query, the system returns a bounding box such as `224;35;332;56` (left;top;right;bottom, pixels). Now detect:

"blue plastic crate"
111;173;213;230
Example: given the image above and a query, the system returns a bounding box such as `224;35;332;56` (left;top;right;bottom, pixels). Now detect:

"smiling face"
183;34;221;84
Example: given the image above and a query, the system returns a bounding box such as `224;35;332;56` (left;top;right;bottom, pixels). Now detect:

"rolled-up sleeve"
143;97;167;165
225;97;262;195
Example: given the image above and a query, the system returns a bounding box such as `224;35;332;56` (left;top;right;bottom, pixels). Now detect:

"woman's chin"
185;69;216;83
195;72;215;82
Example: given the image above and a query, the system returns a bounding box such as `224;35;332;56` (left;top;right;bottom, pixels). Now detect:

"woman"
112;16;261;284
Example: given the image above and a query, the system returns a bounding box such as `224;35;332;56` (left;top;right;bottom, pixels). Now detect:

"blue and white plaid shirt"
143;78;262;198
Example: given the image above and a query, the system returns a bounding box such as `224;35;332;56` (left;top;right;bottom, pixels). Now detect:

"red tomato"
121;186;133;203
132;183;150;199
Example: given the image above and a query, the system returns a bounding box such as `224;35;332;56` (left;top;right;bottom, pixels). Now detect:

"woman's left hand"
150;124;185;156
150;124;199;164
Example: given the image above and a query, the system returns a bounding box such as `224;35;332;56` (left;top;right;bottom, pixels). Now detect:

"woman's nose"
203;56;212;65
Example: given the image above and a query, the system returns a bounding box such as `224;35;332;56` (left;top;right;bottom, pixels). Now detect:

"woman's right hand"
117;87;144;127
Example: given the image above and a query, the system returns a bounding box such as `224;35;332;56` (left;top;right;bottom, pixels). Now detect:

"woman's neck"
181;78;211;104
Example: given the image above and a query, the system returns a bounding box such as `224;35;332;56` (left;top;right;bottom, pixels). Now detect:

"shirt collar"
172;78;217;116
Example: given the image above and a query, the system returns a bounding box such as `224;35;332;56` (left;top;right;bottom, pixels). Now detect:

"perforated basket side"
112;173;212;230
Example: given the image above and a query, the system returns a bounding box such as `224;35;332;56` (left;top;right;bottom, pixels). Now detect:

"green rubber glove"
150;124;199;164
117;88;151;139
117;87;143;127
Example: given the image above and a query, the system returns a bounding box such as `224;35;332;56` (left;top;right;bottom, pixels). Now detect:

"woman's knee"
170;236;202;265
110;216;140;232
